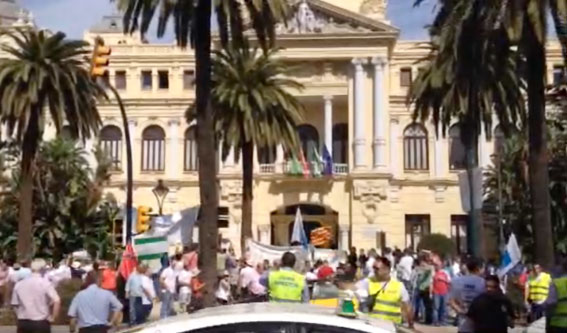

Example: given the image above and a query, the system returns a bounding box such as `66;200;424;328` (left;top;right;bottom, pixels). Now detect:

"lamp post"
152;179;169;216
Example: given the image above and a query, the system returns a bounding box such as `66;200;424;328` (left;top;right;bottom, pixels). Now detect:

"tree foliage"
417;233;457;260
0;138;118;261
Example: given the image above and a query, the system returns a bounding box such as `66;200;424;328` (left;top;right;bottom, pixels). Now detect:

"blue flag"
322;145;333;175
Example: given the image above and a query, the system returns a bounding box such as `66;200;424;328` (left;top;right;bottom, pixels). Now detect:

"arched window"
494;125;505;156
449;124;466;170
258;145;276;164
100;125;122;170
184;126;198;171
403;124;429;170
298;124;319;160
332;123;348;164
141;125;166;171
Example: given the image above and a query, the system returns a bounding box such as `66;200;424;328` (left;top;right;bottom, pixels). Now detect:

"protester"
70;261;86;280
432;261;451;326
188;269;205;313
468;275;515;333
11;258;61;333
216;270;232;305
397;249;414;293
526;263;552;322
449;257;486;333
358;249;368;273
100;261;117;292
140;268;156;323
365;249;377;277
238;258;256;298
348;247;358;271
545;255;567;333
182;245;198;272
177;262;193;312
68;270;123;333
247;264;267;302
159;257;177;319
358;256;413;328
125;263;147;326
414;256;434;324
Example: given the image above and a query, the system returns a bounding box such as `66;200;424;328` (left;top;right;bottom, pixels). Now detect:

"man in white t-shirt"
239;260;257;297
177;264;193;312
397;249;414;292
159;259;177;319
449;258;486;333
140;270;156;324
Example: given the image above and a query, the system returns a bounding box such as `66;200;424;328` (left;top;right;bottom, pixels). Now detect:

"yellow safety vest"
550;277;567;329
528;272;552;303
369;278;403;324
268;269;305;303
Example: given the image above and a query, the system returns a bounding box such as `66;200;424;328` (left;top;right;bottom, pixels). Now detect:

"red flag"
310;226;333;247
119;243;137;280
299;148;310;179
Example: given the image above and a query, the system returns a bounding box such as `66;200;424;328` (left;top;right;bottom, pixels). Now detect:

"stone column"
324;95;333;155
339;225;350;251
435;136;444;178
167;119;180;178
128;119;137;177
352;58;367;169
390;119;400;177
371;57;387;169
276;144;285;173
258;225;271;245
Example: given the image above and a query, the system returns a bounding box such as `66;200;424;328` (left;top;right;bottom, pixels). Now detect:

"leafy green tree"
0;138;118;261
0;29;104;261
116;0;290;305
417;233;457;260
211;42;304;252
410;1;525;256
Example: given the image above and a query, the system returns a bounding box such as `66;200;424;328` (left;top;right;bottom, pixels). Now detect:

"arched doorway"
270;203;338;249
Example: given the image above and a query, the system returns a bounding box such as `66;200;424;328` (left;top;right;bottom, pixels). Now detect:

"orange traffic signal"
90;37;111;78
136;206;152;233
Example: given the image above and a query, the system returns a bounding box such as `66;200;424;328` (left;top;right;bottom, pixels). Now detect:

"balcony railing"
258;161;349;176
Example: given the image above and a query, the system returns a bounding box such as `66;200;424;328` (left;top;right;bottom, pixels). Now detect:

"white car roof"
127;303;396;333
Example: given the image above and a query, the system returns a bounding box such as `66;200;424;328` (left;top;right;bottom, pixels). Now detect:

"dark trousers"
141;304;153;322
17;320;51;333
529;303;545;323
418;289;433;324
78;325;110;333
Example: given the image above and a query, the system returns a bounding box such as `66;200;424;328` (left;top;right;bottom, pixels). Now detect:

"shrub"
417;233;457;260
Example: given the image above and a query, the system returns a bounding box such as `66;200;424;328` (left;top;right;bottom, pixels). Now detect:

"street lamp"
152;179;169;215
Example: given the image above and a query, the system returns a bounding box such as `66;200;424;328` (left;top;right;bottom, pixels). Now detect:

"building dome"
0;0;22;26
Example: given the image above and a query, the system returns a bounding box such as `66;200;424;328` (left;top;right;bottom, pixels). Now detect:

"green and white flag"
133;236;168;272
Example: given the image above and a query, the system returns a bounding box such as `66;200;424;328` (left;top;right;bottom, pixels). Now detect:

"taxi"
121;303;397;333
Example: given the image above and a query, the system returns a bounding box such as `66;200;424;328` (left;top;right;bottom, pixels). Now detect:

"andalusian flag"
299;148;310;178
311;148;322;178
133;236;168;271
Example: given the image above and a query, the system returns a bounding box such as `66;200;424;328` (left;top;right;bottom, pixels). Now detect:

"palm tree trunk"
241;140;254;252
550;0;567;68
195;0;219;307
526;21;555;269
107;85;133;243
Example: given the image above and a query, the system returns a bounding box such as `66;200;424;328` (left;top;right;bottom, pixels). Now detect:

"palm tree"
116;0;290;305
211;42;304;252
415;0;567;267
0;29;103;261
410;1;525;256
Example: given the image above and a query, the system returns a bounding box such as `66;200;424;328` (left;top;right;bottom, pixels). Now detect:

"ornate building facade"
2;0;565;253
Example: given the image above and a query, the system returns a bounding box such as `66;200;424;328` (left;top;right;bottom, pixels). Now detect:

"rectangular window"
554;66;565;85
405;214;431;251
400;67;413;87
183;70;195;90
115;71;127;90
141;71;152;90
158;70;169;90
451;215;468;254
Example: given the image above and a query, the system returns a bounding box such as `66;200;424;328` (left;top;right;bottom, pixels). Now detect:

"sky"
20;0;437;41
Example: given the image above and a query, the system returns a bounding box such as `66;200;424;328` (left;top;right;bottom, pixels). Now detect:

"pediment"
275;0;399;36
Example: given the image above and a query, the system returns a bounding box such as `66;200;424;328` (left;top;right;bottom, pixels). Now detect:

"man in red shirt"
432;262;451;326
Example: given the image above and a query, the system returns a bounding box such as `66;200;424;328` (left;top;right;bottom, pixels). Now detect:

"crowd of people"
0;244;566;333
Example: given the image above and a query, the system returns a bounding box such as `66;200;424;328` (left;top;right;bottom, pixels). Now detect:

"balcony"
258;162;349;176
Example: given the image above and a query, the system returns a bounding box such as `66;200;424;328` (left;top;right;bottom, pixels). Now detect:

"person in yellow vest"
267;252;309;303
546;257;567;333
525;263;552;322
359;256;414;328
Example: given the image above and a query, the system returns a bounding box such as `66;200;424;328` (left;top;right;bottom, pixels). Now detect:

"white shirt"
141;275;156;305
239;266;257;289
177;269;193;296
216;279;231;301
160;267;177;294
365;257;375;277
397;255;414;281
10;267;31;283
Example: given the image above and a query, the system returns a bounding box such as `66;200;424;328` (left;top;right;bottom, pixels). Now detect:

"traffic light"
90;36;111;78
136;206;153;233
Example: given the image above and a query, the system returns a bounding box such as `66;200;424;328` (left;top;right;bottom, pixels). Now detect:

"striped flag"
310;226;333;247
291;208;309;249
322;145;333;176
311;148;322;178
299;148;310;178
133;236;168;271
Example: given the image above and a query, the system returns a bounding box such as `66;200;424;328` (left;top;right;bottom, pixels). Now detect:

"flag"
322;145;333;176
288;156;303;176
299;149;310;179
498;233;522;277
310;226;333;247
291;208;309;249
311;148;322;178
119;242;138;280
133;235;168;272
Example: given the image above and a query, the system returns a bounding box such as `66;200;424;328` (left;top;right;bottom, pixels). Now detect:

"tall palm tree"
415;0;567;267
116;0;290;305
0;29;103;261
211;42;304;252
410;0;525;256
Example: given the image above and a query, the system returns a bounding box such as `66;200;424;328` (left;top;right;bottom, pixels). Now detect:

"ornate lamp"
152;179;169;215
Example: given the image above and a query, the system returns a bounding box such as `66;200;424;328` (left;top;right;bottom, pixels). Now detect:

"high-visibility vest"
369;278;403;324
268;269;305;302
550;277;567;328
528;272;552;303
